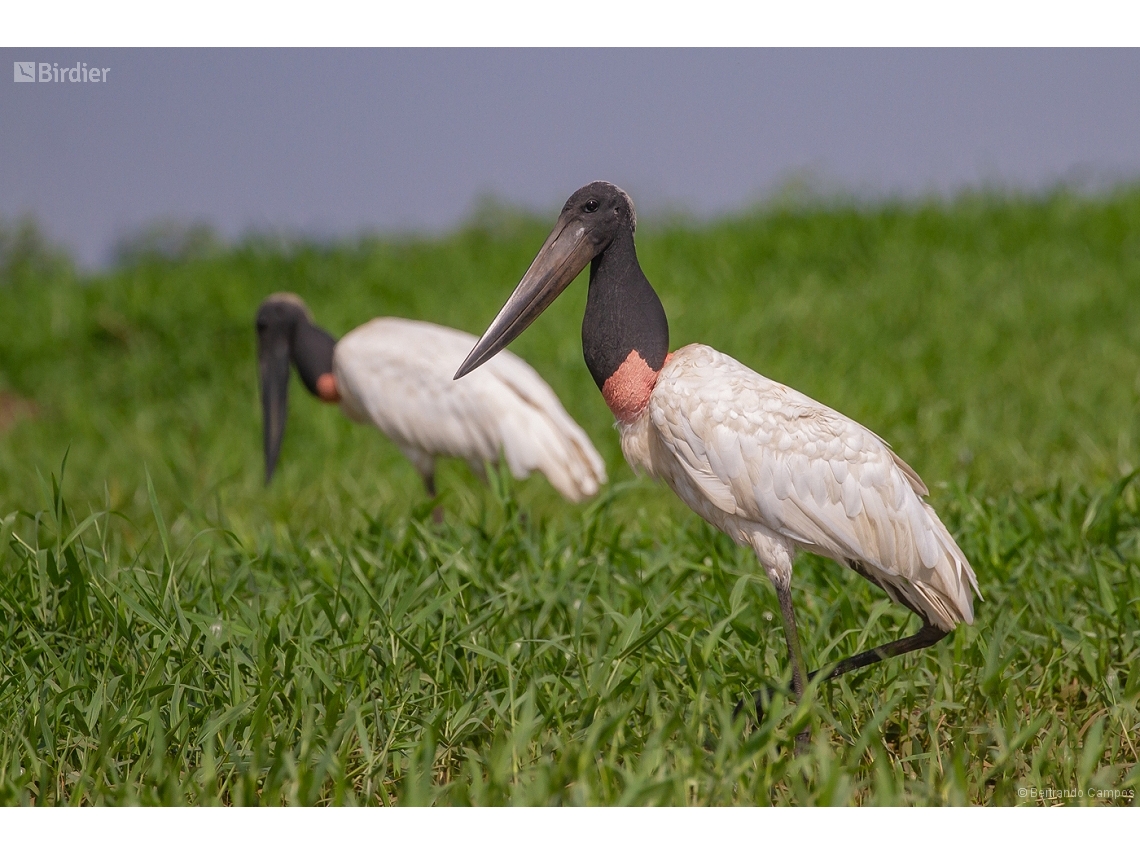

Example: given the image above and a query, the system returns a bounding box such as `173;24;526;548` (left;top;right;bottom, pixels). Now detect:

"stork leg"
422;472;444;525
810;622;947;683
771;574;812;754
772;576;808;699
744;622;950;724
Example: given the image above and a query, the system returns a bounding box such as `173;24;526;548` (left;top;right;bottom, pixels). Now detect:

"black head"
560;181;637;244
255;293;337;482
454;181;643;379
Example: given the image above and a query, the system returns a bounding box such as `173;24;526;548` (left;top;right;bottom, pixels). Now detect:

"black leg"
771;576;811;754
739;606;948;749
772;577;807;699
422;473;444;524
810;623;947;683
747;624;948;709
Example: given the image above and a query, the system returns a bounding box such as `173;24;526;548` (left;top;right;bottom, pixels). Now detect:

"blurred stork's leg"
398;446;444;522
422;471;444;525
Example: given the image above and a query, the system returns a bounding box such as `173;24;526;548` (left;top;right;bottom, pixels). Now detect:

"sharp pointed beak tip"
452;359;474;382
453;346;494;381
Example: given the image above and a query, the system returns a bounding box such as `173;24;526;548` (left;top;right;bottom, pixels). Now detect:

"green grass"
1;188;1139;804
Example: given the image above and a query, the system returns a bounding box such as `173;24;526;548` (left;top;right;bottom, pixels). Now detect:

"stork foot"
793;726;811;755
734;685;812;754
733;686;769;724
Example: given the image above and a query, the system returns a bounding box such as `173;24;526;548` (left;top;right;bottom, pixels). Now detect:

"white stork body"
455;181;981;717
620;344;977;631
333;317;606;502
256;295;605;504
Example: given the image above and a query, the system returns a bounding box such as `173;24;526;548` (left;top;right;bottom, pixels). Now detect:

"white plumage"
455;180;980;706
334;317;606;502
620;345;979;632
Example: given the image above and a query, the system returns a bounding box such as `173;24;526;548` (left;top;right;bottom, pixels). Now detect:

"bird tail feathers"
486;365;607;503
909;504;981;630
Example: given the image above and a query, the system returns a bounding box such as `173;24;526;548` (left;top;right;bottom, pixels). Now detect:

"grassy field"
1;189;1138;804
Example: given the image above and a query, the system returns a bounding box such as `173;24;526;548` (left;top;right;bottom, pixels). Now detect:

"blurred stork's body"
256;294;605;504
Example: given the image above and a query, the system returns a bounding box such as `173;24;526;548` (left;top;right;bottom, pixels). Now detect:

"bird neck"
291;314;338;398
582;229;670;424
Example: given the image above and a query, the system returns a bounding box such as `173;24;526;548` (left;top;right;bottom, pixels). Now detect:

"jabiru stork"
256;293;606;506
455;182;980;725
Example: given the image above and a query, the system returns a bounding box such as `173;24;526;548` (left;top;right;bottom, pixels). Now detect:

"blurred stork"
455;182;980;725
256;293;606;507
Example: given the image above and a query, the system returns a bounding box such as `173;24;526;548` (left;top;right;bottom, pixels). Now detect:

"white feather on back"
333;318;605;502
627;344;978;630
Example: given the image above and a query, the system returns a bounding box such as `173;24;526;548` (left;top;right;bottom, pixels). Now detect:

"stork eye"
583;199;599;213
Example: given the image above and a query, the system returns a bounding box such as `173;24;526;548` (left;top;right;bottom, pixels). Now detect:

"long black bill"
454;213;596;379
257;323;292;483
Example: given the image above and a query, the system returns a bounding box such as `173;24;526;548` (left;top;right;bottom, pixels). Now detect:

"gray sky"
3;48;1139;267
